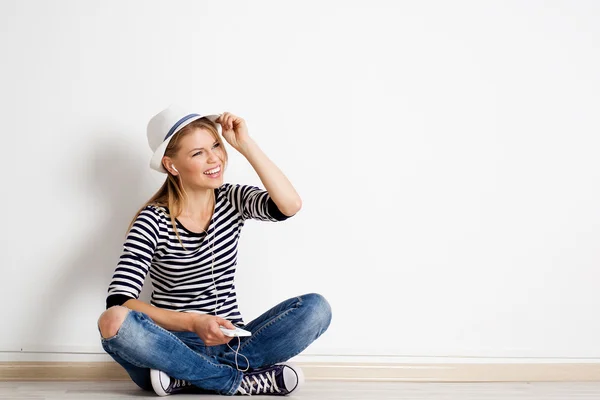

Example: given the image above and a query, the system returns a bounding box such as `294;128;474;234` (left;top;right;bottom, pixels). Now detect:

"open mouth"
203;165;222;178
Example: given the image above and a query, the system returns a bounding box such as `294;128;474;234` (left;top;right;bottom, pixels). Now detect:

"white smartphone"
219;326;252;337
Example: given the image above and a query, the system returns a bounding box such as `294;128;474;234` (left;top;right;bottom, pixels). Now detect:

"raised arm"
217;112;302;217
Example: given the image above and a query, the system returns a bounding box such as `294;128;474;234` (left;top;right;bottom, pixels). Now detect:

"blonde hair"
127;118;228;248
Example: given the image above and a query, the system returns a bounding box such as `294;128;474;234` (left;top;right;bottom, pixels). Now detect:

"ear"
162;157;178;176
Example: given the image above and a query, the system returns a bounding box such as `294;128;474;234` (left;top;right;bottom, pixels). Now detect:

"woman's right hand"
189;313;236;346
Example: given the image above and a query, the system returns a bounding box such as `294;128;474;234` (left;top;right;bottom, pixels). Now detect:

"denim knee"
300;293;332;333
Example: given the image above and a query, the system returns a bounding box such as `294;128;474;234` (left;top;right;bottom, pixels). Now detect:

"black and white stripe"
106;183;291;326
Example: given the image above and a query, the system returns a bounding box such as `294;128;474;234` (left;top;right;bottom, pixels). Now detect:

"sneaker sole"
150;369;169;397
280;362;305;393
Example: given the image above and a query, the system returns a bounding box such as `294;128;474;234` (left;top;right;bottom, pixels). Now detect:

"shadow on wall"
28;132;156;351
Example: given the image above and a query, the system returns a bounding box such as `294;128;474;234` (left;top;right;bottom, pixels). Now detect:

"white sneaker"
236;363;305;396
150;369;194;396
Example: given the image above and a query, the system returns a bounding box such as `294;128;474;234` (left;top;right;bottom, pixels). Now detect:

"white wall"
1;0;600;364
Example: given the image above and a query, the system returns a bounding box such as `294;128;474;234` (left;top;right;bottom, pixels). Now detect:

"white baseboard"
1;359;600;382
3;351;600;364
3;347;600;382
299;362;600;382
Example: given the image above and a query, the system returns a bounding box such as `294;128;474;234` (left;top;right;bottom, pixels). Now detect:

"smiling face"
164;126;227;190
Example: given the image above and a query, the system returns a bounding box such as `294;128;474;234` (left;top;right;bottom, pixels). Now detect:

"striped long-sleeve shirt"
105;183;291;326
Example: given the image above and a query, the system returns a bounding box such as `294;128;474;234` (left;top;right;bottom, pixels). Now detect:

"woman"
97;105;332;396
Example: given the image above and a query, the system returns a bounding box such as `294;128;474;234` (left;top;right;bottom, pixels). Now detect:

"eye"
213;143;220;149
193;151;203;157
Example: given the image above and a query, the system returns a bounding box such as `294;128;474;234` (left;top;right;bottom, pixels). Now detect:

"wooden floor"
2;381;600;399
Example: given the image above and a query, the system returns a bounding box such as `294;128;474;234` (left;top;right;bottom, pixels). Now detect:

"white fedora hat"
147;105;221;173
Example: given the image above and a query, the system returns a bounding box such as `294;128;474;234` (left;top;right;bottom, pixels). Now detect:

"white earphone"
172;165;178;173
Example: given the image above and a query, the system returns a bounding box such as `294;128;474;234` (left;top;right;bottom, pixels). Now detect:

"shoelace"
240;370;280;395
171;378;192;389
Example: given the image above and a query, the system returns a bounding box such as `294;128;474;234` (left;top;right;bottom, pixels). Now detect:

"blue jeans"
98;293;332;396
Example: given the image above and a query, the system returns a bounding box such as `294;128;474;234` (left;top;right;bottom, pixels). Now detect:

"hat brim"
150;114;221;173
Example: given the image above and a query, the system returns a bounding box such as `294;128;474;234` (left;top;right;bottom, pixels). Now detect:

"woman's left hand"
217;112;251;152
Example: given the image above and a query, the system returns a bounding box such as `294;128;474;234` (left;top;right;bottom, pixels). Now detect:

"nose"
206;149;219;164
